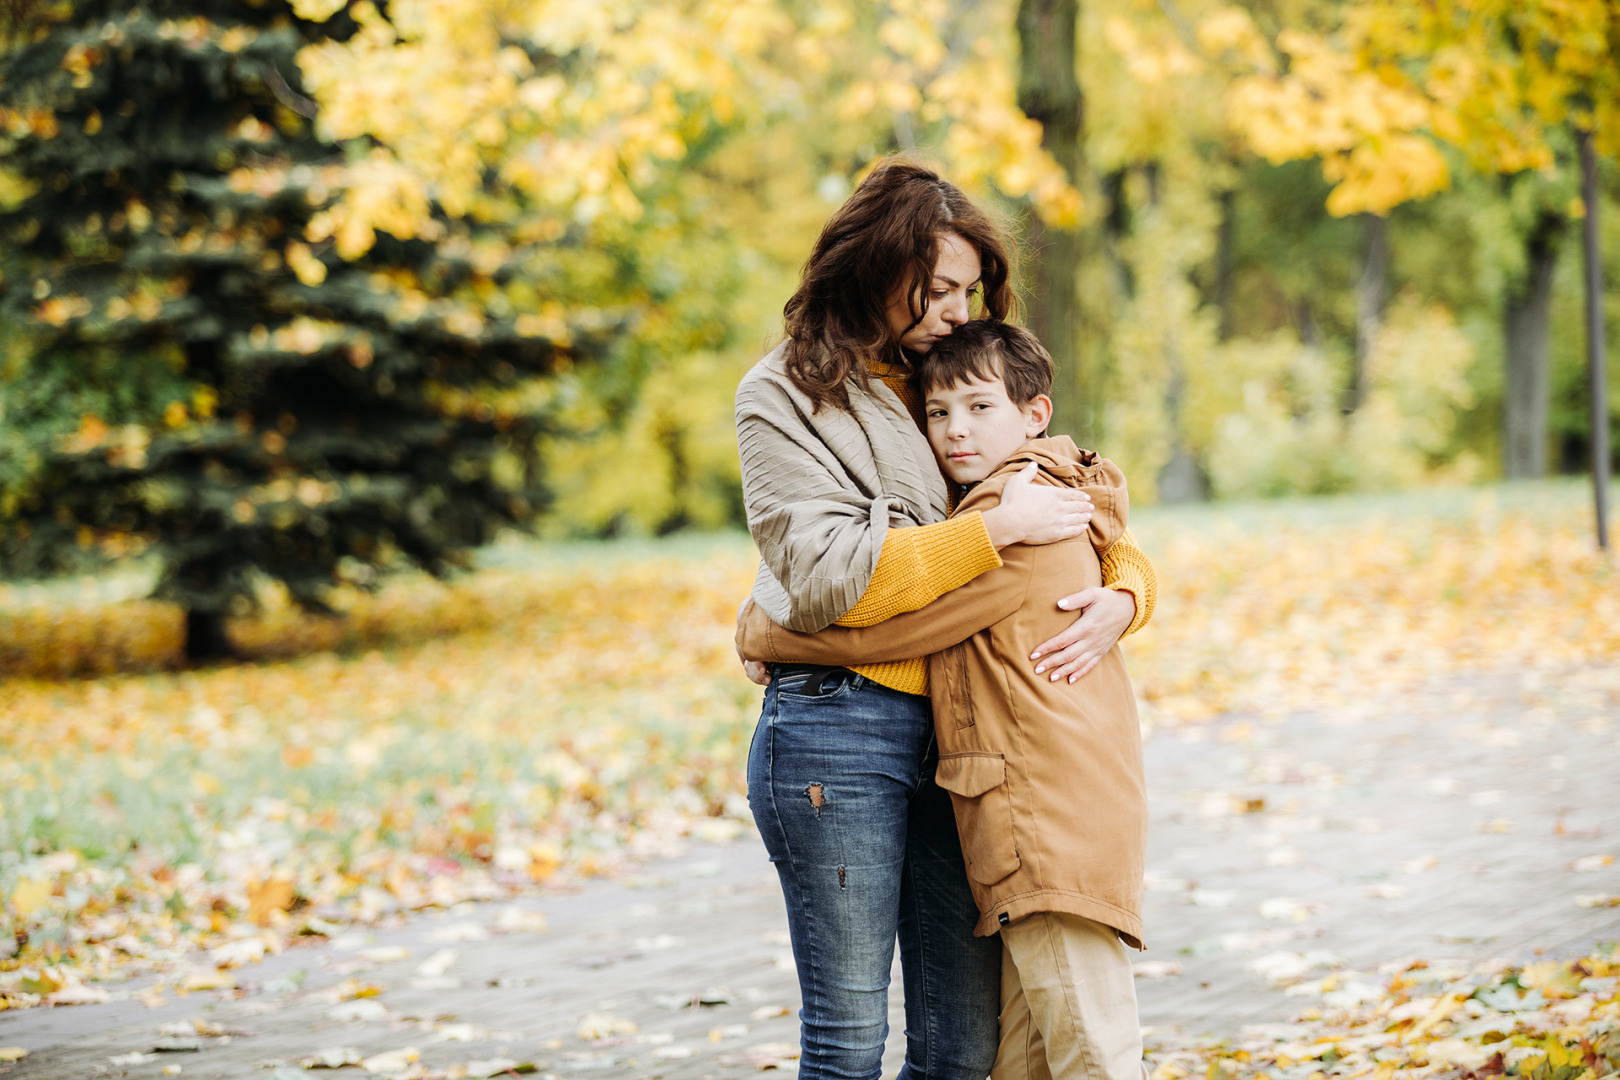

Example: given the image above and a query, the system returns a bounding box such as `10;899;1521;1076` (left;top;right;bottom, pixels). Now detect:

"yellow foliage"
1216;0;1620;213
289;0;1084;255
0;166;39;211
1200;295;1478;499
284;242;327;286
541;351;748;535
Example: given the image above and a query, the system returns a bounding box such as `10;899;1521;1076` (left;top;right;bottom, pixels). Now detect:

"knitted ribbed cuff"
1101;535;1157;638
837;511;1002;627
913;509;1002;593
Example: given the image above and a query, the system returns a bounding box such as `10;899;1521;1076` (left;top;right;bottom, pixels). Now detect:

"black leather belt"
771;663;850;696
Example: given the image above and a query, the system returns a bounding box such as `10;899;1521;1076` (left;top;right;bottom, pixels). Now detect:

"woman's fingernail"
1030;651;1041;660
1035;665;1045;674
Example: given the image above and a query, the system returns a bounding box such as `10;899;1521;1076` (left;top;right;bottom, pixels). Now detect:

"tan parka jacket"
736;436;1148;946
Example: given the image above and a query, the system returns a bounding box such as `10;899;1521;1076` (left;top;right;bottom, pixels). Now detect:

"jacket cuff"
735;598;780;662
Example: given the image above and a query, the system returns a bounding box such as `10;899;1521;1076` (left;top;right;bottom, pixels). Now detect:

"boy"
736;320;1149;1080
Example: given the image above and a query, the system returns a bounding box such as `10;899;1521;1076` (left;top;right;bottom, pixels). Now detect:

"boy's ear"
1025;394;1053;436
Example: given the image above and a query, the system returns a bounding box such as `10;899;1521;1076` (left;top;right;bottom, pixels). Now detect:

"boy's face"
925;371;1053;485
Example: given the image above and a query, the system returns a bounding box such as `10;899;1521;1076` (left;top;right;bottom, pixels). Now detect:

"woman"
736;158;1155;1080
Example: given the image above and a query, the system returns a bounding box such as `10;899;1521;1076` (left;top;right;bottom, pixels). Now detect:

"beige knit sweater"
735;341;952;634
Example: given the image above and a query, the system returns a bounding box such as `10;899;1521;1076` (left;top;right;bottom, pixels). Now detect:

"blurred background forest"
2;0;1617;658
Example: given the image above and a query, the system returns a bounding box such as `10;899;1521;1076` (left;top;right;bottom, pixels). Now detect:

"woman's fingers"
1004;460;1038;493
1030;620;1100;680
1036;640;1107;682
1019;486;1094;545
1029;586;1136;682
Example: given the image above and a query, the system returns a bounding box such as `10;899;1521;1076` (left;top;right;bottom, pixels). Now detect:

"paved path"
4;665;1618;1079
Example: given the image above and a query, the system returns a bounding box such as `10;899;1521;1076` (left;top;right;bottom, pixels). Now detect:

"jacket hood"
990;435;1108;488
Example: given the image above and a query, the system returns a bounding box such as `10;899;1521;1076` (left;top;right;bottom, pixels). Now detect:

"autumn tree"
278;0;1088;530
1017;0;1086;440
1214;0;1619;481
0;0;596;659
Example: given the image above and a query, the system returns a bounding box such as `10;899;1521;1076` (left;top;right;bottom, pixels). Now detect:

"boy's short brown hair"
915;320;1054;406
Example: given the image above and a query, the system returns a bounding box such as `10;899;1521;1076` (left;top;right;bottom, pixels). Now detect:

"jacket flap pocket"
934;753;1006;799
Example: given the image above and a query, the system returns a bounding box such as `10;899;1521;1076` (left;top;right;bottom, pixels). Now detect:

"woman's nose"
942;293;970;325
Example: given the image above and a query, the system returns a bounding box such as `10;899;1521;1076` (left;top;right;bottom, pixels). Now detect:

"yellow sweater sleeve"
835;511;1003;628
1101;529;1157;637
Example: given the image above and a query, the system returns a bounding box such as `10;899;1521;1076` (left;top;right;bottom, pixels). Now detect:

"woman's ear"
1025;394;1054;436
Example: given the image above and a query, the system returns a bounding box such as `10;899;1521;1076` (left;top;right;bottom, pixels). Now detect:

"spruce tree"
0;0;600;659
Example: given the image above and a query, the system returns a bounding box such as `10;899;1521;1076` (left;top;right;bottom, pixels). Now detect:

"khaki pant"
993;912;1149;1080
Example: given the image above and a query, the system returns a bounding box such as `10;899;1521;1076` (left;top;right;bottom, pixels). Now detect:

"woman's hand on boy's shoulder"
980;462;1093;549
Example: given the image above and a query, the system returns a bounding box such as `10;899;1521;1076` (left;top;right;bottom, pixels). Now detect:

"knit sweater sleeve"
834;512;1002;628
1101;530;1157;637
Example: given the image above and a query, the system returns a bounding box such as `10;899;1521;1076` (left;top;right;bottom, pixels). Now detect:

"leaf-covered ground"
1149;950;1619;1080
1;482;1615;1028
0;538;763;1010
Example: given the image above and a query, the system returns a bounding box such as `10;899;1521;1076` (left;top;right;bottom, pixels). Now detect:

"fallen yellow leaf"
247;876;296;926
10;879;51;919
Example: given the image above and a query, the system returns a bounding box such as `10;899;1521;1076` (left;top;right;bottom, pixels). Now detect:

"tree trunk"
1144;166;1208;503
183;608;234;664
1349;213;1388;413
1016;0;1085;441
1577;128;1610;548
1214;187;1235;342
1502;210;1566;479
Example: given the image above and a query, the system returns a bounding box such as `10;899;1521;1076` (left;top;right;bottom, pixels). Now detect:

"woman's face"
885;232;982;355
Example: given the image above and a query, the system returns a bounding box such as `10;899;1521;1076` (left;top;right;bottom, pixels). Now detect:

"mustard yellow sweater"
835;362;1158;695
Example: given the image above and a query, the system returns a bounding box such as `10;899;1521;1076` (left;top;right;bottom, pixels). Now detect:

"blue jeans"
748;665;1001;1080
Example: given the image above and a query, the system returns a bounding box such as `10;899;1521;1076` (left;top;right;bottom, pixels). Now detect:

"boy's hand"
1030;586;1136;683
982;462;1093;548
736;597;773;685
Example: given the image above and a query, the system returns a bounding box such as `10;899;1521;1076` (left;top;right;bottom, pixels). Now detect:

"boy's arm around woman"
737;438;1131;669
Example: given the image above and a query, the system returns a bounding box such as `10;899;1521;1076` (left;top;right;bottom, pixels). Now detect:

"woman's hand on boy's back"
981;462;1093;549
1029;586;1136;683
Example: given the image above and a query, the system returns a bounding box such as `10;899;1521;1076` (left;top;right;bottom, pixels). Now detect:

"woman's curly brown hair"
782;157;1017;412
